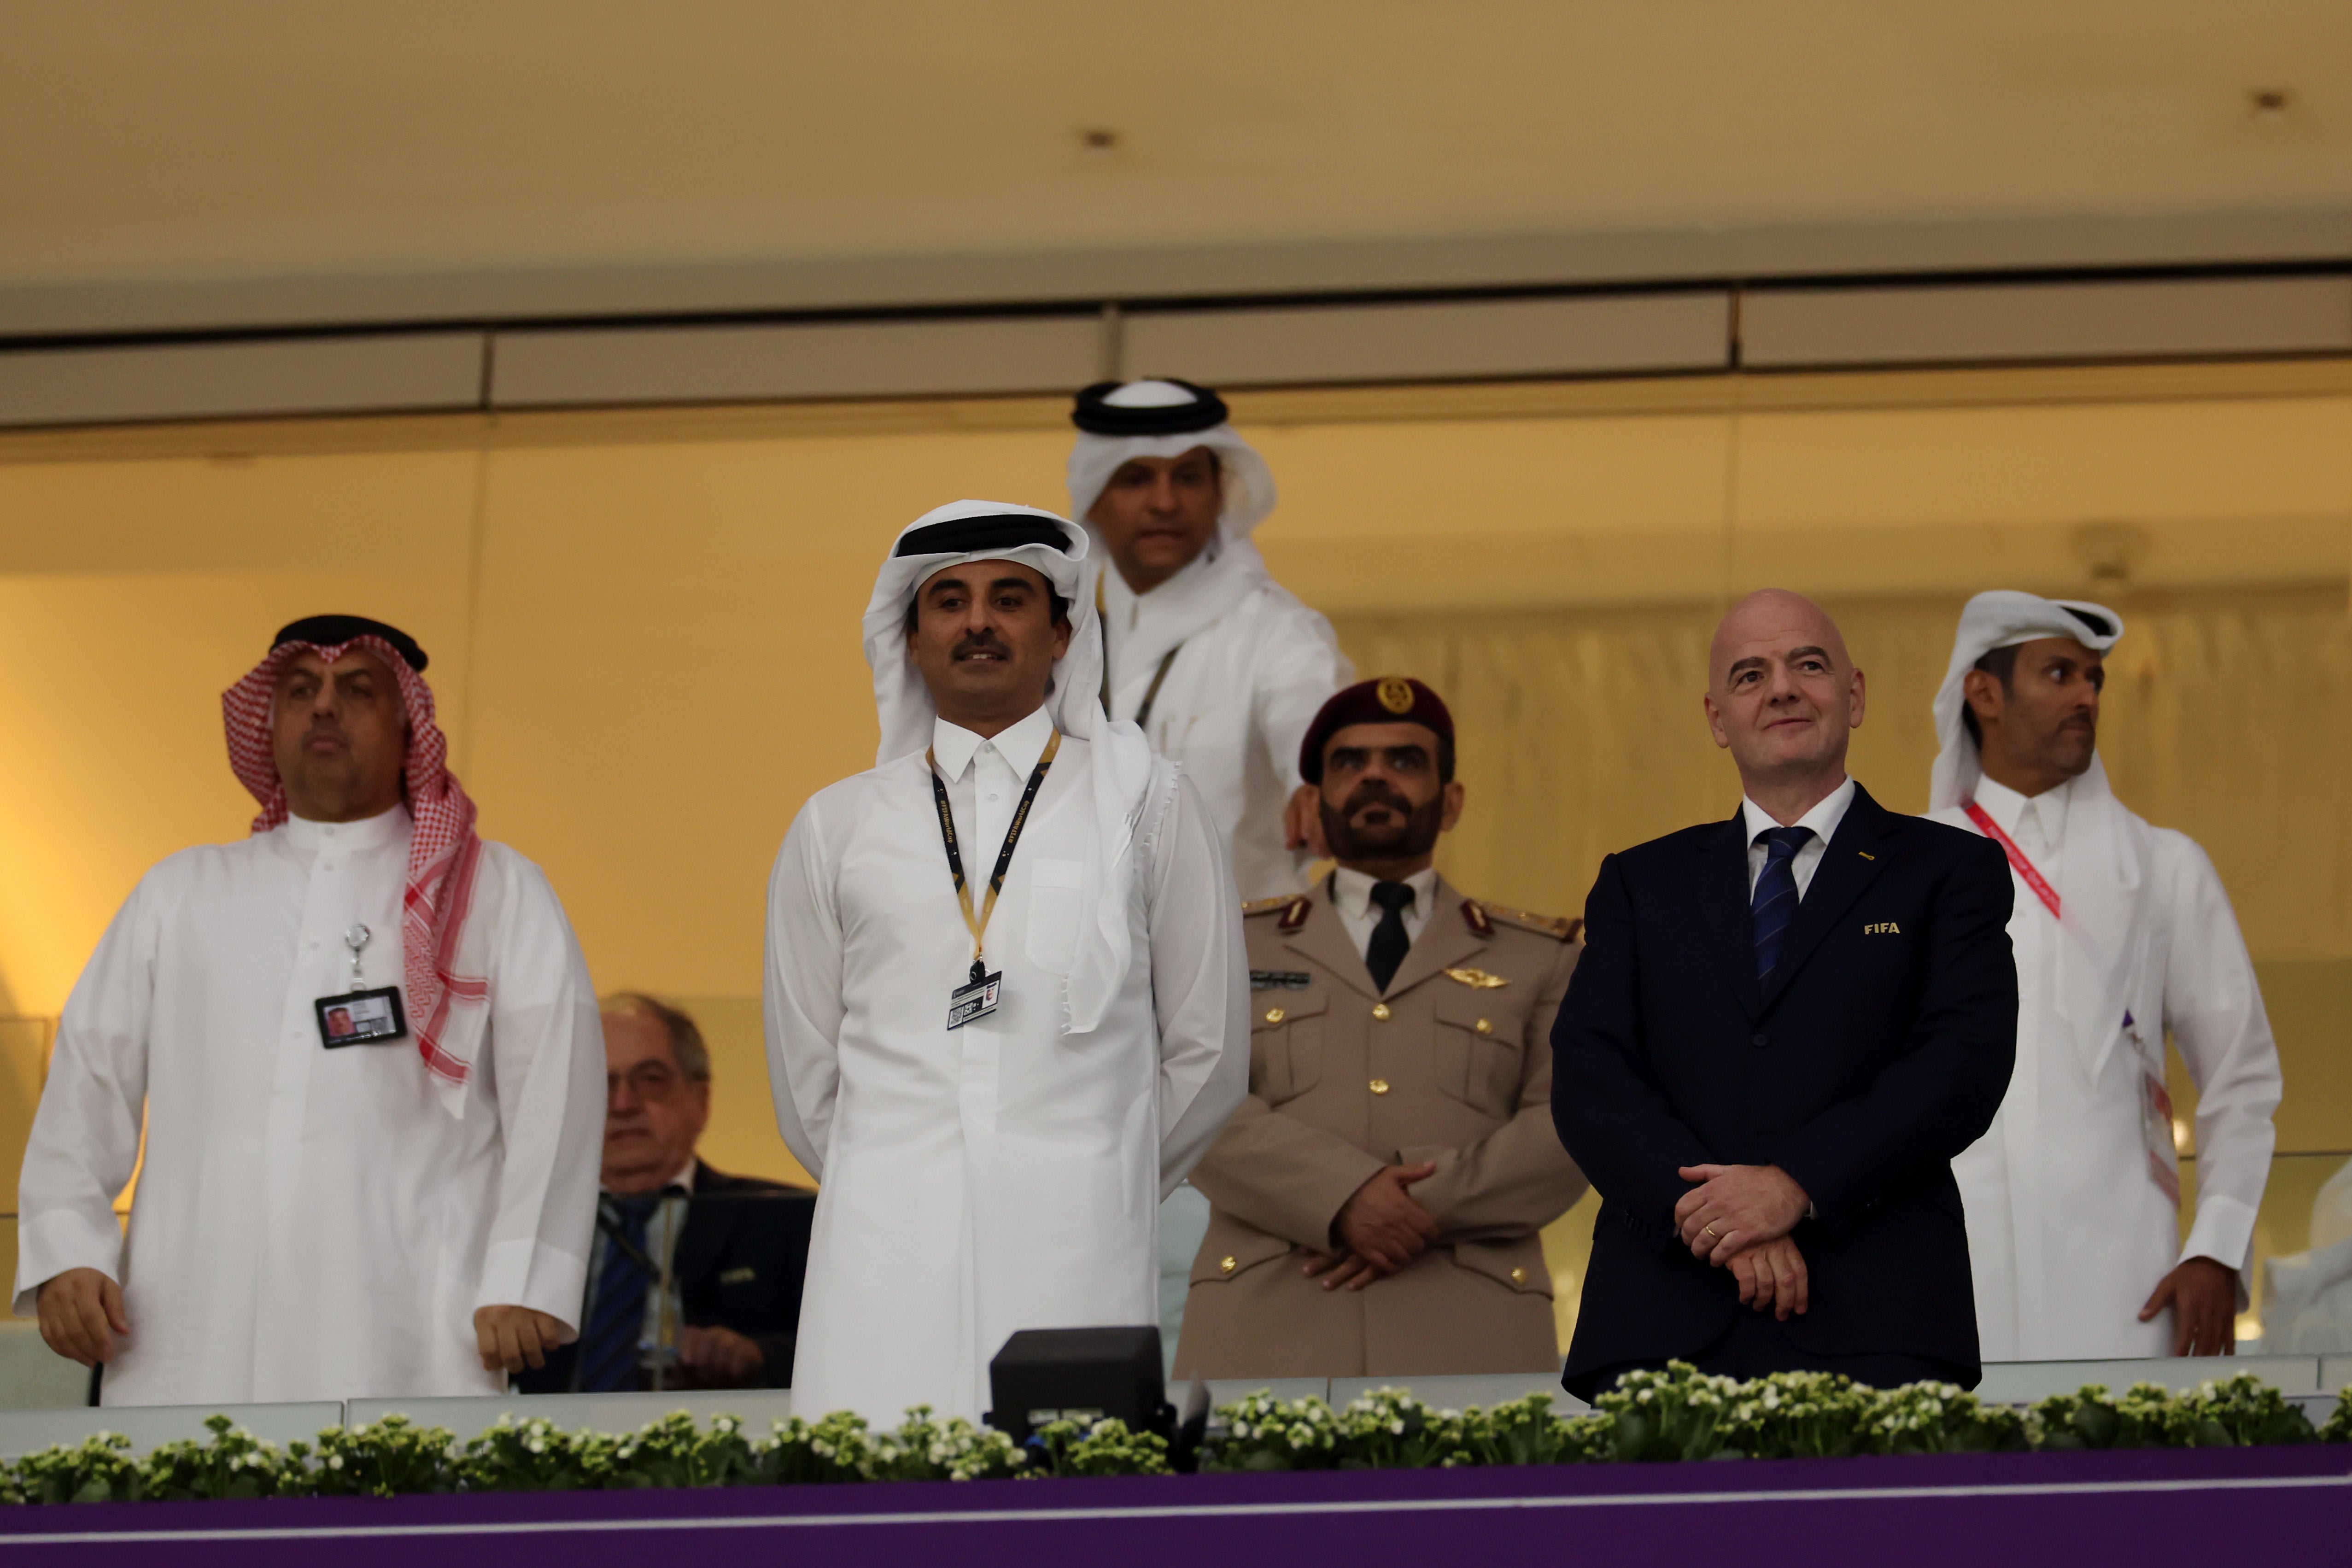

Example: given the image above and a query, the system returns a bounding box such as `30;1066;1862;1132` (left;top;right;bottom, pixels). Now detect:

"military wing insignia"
1444;966;1510;989
1251;970;1314;991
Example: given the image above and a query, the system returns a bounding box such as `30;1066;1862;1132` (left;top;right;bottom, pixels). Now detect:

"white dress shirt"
1738;776;1858;900
1330;865;1438;959
14;806;606;1406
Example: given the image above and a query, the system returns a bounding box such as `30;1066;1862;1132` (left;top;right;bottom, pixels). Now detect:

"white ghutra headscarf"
862;500;1172;1036
1931;589;2141;1077
1065;380;1299;694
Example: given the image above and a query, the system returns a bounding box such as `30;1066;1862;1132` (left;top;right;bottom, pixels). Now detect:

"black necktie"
1365;880;1416;993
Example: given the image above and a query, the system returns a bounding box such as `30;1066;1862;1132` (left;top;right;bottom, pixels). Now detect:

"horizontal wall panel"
490;315;1102;408
1743;277;2352;369
0;333;486;428
1120;292;1731;387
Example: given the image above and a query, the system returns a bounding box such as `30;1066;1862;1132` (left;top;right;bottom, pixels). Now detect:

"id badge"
2129;1012;2183;1207
317;987;409;1049
947;971;1002;1031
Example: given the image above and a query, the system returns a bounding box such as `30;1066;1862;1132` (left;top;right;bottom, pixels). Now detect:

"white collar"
1739;775;1857;848
1099;541;1219;626
280;804;411;853
930;703;1057;783
1331;864;1438;921
1970;771;2071;845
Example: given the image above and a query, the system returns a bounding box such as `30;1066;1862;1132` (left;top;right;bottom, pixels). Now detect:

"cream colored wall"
1;365;2347;1339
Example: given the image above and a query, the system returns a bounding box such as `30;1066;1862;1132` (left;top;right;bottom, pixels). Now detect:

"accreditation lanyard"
1094;575;1183;729
1961;800;2061;920
928;730;1061;1022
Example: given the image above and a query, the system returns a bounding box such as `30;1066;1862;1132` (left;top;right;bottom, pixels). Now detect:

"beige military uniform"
1173;875;1587;1379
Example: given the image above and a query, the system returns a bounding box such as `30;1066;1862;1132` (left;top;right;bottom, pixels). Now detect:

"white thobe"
13;807;606;1405
1939;775;2282;1360
1096;554;1352;901
763;706;1248;1424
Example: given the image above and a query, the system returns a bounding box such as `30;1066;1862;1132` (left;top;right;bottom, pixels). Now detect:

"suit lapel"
1690;807;1763;1021
1760;785;1894;1011
672;1166;741;1288
1284;878;1381;1001
1381;876;1491;999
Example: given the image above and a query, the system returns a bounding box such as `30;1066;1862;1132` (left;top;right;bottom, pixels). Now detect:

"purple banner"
0;1446;2344;1566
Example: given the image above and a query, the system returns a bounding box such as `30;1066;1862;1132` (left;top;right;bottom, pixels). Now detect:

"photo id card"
947;970;1002;1031
316;987;409;1049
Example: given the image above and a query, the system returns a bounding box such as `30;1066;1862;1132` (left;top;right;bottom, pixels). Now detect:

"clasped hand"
1300;1161;1438;1292
1675;1163;1813;1320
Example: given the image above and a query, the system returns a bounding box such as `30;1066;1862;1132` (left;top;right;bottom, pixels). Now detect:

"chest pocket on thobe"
1432;987;1524;1118
1250;986;1329;1106
1024;858;1085;974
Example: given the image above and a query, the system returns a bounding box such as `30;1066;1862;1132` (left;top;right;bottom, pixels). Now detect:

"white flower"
328;1456;345;1471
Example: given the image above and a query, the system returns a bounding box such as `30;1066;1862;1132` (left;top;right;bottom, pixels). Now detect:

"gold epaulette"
1474;900;1581;942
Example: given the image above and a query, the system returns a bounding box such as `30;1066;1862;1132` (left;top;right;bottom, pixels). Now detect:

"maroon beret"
1299;676;1455;784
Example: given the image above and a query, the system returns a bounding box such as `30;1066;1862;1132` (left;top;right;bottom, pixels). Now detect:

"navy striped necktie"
577;1192;668;1392
1751;826;1814;980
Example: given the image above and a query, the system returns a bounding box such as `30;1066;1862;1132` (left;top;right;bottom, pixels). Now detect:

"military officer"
1173;677;1589;1379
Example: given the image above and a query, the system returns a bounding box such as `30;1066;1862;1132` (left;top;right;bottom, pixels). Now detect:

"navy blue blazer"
1550;783;2017;1384
517;1167;816;1394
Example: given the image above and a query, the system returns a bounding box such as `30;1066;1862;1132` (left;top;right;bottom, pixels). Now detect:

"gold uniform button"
1475;1018;1493;1035
1509;1266;1527;1284
1218;1255;1237;1275
1371;1002;1392;1021
1369;1078;1391;1095
1263;1006;1286;1025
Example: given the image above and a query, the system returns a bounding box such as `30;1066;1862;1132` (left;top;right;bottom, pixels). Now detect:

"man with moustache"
764;503;1246;1425
1173;677;1588;1379
1553;591;2017;1396
17;615;604;1404
1927;591;2280;1359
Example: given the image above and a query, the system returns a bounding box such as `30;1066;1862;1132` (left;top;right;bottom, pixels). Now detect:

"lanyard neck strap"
1963;799;2061;920
1094;573;1184;729
927;729;1062;983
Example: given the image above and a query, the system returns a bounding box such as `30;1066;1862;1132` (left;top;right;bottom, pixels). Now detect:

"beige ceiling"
3;1;2349;300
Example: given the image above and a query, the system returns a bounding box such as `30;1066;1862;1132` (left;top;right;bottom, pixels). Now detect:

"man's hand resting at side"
1301;1161;1438;1292
1676;1163;1810;1265
37;1268;128;1367
474;1305;566;1374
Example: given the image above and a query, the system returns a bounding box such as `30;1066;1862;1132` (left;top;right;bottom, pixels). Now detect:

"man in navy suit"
1552;590;2016;1398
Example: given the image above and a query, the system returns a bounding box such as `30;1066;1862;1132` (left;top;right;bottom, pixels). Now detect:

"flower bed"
8;1364;2346;1504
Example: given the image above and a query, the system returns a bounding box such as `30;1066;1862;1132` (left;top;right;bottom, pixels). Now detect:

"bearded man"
15;615;605;1404
763;503;1246;1425
1172;677;1587;1379
1929;591;2281;1359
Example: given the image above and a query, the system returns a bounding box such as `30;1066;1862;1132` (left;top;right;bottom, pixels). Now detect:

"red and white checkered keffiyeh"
222;635;487;1091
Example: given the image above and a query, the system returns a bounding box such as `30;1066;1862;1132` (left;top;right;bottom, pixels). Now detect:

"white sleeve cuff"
2180;1192;2260;1307
11;1208;126;1319
473;1236;590;1342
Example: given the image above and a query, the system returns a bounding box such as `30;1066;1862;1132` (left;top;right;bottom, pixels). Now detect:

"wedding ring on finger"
1703;1223;1720;1239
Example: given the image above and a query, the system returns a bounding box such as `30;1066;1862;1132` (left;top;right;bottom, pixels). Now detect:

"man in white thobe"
764;501;1248;1425
1068;379;1352;903
16;615;605;1404
1929;591;2282;1359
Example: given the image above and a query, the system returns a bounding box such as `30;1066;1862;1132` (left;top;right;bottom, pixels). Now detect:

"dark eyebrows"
1784;645;1831;663
986;575;1040;595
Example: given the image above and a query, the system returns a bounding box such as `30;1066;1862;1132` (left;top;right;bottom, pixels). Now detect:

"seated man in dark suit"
517;994;815;1392
1552;590;2016;1399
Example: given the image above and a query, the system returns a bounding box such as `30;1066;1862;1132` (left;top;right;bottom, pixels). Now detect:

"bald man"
1550;591;2017;1397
